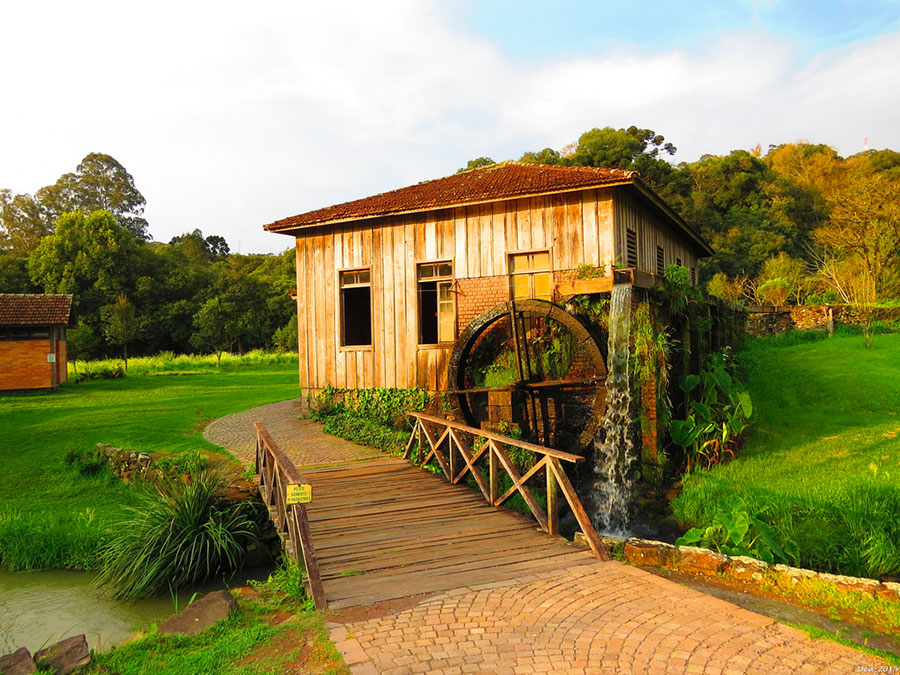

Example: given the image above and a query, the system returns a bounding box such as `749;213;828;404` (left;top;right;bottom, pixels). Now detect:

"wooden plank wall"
613;189;700;278
295;186;669;391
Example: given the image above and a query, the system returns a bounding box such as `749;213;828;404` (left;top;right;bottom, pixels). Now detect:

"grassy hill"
674;332;900;578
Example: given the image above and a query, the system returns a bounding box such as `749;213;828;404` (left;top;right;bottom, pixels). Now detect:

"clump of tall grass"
0;508;105;570
69;350;298;381
94;472;256;600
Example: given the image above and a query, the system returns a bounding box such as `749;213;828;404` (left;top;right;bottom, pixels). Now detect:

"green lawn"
674;332;900;578
0;360;301;570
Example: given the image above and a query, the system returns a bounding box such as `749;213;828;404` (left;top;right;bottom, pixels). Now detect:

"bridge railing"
254;421;326;609
405;412;608;560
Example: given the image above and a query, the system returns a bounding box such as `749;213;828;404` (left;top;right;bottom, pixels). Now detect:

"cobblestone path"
205;400;887;674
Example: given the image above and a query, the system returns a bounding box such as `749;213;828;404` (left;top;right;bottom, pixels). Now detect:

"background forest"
470;128;900;308
2;129;899;362
0;154;297;361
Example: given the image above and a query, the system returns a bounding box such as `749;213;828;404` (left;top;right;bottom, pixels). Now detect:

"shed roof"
265;162;637;232
265;161;713;255
0;294;76;327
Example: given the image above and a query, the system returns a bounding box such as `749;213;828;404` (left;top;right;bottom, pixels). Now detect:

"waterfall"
592;284;635;536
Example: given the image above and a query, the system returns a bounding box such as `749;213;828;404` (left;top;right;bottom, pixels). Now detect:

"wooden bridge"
254;413;608;610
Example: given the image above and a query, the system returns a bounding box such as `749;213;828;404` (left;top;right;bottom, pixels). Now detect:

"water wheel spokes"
447;299;607;450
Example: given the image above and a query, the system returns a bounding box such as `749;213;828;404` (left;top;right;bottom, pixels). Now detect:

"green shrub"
94;472;256;600
64;447;109;477
155;449;209;477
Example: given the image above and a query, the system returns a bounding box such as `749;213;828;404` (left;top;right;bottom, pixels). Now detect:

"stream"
0;565;272;654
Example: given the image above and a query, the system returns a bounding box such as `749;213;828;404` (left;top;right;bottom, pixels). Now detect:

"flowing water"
0;565;272;654
591;284;636;536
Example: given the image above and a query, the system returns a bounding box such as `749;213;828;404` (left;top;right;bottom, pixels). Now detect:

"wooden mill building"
0;294;75;391
265;162;712;393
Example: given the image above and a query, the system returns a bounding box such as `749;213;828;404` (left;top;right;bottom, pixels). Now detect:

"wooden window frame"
508;249;553;301
416;260;456;348
656;245;665;276
338;267;373;350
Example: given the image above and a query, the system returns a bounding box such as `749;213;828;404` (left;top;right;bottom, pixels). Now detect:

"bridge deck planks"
300;456;595;609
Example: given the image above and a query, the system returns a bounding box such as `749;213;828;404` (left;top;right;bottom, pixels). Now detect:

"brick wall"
455;275;510;335
0;338;53;390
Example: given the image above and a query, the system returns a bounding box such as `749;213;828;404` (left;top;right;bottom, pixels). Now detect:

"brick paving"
203;397;380;466
206;401;888;673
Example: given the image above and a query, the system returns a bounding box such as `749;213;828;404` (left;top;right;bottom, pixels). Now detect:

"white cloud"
0;1;898;253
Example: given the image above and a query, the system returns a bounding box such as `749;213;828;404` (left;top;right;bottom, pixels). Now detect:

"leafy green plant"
251;558;313;609
94;472;256;600
669;352;753;471
675;495;797;564
574;262;607;279
662;263;698;313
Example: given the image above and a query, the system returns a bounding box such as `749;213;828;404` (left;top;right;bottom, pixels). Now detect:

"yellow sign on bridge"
286;483;312;505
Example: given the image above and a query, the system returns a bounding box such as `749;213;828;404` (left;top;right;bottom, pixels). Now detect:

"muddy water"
0;566;272;654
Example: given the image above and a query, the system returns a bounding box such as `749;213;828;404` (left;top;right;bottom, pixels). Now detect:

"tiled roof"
265;162;637;232
0;294;75;326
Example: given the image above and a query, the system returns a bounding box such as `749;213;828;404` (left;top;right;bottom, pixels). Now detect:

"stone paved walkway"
205;400;887;674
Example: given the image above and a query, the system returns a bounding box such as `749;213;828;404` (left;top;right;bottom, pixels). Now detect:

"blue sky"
1;1;899;253
468;1;900;59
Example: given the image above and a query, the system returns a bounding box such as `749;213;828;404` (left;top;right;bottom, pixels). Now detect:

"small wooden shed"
0;294;75;391
265;162;712;394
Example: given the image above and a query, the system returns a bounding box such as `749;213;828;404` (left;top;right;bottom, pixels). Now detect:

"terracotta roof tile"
0;294;75;326
265;162;637;232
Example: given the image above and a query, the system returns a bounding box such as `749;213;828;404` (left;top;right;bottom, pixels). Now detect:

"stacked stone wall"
746;304;900;336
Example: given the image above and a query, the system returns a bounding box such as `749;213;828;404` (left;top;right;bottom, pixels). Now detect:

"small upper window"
418;262;455;344
656;246;665;276
340;269;372;346
509;251;551;301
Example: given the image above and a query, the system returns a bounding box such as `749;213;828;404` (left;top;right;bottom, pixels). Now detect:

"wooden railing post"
489;446;498;505
547;465;559;536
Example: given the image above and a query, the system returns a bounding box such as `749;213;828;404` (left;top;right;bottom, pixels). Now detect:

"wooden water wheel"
447;299;607;451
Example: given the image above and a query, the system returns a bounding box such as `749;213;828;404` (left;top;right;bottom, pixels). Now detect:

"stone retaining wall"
746;304;900;336
621;536;900;601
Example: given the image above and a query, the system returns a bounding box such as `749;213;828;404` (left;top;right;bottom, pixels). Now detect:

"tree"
569;126;676;188
0;254;35;292
28;210;140;358
102;294;142;371
169;229;230;263
34;153;149;239
457;157;495;173
706;272;745;304
756;253;809;304
519;148;562;165
813;171;900;299
191;297;240;365
665;151;825;279
0;190;52;255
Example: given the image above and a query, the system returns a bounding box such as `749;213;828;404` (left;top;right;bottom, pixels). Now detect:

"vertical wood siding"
293;185;697;391
613;189;700;277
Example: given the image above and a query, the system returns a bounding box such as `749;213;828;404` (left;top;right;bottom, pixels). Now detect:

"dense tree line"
468;127;900;305
0;154;296;361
